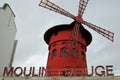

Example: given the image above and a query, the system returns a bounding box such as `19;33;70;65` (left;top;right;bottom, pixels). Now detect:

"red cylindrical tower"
44;21;92;76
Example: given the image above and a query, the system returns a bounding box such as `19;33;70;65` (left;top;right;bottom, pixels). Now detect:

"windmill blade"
39;0;75;19
82;20;114;42
78;0;89;17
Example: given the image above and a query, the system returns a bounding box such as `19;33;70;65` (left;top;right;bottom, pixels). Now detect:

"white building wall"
0;4;17;76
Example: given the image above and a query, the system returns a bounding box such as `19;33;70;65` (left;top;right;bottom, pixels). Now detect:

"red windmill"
39;0;114;76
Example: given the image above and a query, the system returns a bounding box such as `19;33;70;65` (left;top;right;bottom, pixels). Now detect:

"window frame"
71;48;77;57
52;49;57;59
60;47;67;57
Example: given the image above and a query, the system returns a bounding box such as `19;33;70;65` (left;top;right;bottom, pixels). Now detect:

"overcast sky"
0;0;120;75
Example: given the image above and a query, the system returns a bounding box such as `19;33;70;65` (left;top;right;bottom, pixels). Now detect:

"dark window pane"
81;51;85;60
81;45;84;50
61;47;67;57
72;48;77;57
52;49;57;58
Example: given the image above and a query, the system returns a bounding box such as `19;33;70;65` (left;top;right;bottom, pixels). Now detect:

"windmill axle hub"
75;16;83;23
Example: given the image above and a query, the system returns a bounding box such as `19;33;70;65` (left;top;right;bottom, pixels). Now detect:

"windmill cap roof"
44;21;92;46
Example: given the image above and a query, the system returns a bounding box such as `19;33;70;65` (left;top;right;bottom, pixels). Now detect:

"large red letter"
24;67;32;77
3;67;14;76
32;67;38;77
88;66;94;76
106;65;114;76
14;67;23;76
95;66;105;76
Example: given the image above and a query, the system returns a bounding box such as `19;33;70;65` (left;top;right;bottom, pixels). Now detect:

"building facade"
0;4;17;76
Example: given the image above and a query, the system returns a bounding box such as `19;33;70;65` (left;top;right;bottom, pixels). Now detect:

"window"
60;47;67;57
72;48;77;57
52;49;57;58
80;44;86;51
81;45;84;50
81;51;85;60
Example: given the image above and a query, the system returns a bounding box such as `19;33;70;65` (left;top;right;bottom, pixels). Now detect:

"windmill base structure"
44;21;92;76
